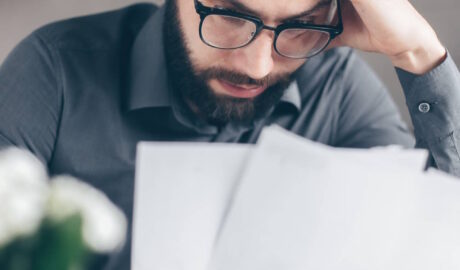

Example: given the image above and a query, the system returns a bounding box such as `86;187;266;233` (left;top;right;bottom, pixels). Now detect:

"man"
0;0;459;268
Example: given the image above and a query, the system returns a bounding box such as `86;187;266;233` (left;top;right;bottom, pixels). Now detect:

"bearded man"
0;0;459;268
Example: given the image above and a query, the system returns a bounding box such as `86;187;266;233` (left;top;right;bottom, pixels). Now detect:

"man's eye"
283;30;307;39
220;16;247;26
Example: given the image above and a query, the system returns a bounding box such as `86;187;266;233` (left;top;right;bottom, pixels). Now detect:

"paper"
132;126;460;270
208;126;460;270
131;142;251;270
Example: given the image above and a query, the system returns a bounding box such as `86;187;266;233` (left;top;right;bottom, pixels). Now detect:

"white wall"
1;0;458;128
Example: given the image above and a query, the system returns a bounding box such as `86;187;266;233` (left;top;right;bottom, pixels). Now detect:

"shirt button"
418;102;431;113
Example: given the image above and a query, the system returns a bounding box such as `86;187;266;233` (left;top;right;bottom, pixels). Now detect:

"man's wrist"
390;41;447;75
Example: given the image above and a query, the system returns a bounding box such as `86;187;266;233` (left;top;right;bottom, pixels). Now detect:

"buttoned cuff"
396;52;460;142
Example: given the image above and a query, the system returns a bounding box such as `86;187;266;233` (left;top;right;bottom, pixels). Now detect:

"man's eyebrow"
284;0;332;21
220;0;332;21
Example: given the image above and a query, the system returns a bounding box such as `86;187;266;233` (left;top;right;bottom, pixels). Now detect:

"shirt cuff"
396;51;460;142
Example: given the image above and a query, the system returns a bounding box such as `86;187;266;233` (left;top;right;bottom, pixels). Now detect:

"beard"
163;0;296;126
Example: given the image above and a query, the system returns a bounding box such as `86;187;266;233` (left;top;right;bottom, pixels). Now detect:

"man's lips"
216;79;267;99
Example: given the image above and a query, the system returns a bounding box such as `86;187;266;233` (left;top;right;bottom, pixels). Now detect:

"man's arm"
334;48;460;176
397;53;460;175
0;31;62;165
326;0;460;176
330;0;447;75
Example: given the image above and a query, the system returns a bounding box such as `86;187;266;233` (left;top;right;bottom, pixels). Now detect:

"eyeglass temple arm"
335;0;344;34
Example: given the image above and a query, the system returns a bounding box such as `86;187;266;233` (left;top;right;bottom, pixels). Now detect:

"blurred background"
0;0;458;129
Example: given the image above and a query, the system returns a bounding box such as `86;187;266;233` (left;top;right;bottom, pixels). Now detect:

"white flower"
0;148;49;247
47;176;127;253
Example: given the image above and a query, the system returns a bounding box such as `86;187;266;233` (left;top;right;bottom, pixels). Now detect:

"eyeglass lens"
276;29;331;58
201;15;258;48
199;0;339;58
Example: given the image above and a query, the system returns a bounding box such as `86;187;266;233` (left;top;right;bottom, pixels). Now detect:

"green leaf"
33;214;89;270
0;214;95;270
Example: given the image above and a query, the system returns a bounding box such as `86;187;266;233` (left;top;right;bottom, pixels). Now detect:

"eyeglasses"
194;0;343;59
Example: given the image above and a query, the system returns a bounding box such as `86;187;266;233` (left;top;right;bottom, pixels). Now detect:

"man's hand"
329;0;447;75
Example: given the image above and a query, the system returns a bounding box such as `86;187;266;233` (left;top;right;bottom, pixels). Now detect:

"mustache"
196;67;292;88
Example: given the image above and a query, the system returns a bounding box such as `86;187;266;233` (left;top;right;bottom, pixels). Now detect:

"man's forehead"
203;0;331;21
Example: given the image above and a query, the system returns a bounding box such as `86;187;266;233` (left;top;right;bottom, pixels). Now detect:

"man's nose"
232;31;275;80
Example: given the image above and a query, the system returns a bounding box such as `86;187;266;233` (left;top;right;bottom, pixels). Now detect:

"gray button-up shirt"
0;3;459;270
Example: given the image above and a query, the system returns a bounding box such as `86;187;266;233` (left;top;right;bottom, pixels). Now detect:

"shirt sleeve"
396;52;460;176
0;31;62;165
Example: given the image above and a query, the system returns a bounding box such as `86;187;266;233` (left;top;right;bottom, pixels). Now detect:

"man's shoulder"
295;47;372;94
32;3;159;51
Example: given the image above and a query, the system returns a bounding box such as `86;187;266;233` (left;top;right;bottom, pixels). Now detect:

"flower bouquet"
0;148;127;270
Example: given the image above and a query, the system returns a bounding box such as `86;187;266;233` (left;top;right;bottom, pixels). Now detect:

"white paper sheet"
208;126;460;270
131;142;251;270
256;125;429;172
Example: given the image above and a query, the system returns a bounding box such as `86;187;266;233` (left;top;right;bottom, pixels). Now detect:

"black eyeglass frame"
194;0;343;59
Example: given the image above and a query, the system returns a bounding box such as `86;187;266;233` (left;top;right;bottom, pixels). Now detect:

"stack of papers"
132;126;460;270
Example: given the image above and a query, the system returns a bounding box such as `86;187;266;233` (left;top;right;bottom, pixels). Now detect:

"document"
131;142;252;270
132;126;460;270
208;126;460;270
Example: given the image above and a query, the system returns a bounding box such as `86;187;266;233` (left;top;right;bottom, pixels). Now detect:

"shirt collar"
280;81;301;111
127;4;302;113
128;5;170;111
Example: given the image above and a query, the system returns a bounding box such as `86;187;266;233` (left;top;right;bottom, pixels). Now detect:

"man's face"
165;0;329;125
